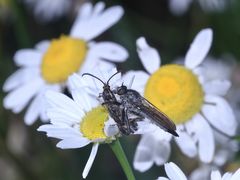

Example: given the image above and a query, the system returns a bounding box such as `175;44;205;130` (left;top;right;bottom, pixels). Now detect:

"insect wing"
138;97;178;136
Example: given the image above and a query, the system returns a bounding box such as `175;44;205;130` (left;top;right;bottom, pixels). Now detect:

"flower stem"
109;139;135;180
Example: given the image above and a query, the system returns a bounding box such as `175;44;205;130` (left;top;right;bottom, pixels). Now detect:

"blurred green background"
0;0;240;179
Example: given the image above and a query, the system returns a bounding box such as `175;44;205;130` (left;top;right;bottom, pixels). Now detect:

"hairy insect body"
101;85;122;123
100;86;138;135
116;86;179;137
82;72;178;136
82;72;138;135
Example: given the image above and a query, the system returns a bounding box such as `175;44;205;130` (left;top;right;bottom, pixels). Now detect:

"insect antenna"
82;73;106;85
127;75;135;88
107;71;121;85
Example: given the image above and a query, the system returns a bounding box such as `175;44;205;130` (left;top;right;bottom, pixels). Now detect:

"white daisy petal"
122;70;149;93
169;0;192;16
68;73;88;89
3;68;40;92
24;93;43;125
38;125;82;139
203;80;231;96
3;78;44;113
70;3;123;41
213;149;230;166
72;89;95;112
189;165;212;180
35;40;50;52
89;42;128;62
153;128;173;141
78;2;93;20
133;135;154;172
154;140;171;165
79;67;105;91
14;49;42;67
12;103;27;113
222;173;233;180
157;177;169;180
211;170;222;180
164;162;188;180
202;95;237;136
45;91;84;117
78;54;116;83
134;121;158;135
104;118;119;137
136;37;160;74
47;107;83;125
82;143;99;179
92;2;105;16
175;130;197;158
40;107;48;122
28;0;71;22
231;168;240;180
67;74;98;109
192;114;214;163
3;69;27;92
185;28;213;69
56;138;90;149
192;66;204;76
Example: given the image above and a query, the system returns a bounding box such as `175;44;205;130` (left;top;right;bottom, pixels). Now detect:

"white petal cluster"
126;28;237;172
38;73;118;179
158;162;240;180
3;2;128;125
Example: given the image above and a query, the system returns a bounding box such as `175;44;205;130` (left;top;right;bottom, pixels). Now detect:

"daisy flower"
189;145;237;180
123;28;237;172
23;0;71;22
38;73;119;179
169;0;233;16
73;66;156;136
3;1;128;125
157;162;240;180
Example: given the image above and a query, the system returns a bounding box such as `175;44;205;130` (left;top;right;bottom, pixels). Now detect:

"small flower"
80;67;157;136
157;162;240;180
23;0;72;22
200;56;235;82
168;0;233;16
189;145;237;180
124;28;237;172
38;73;118;179
3;2;128;125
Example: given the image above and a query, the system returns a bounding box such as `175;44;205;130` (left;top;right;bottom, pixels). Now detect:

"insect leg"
127;110;145;132
119;107;133;135
128;109;145;122
124;107;134;134
101;101;121;106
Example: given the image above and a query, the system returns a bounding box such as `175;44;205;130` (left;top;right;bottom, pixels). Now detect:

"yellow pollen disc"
80;106;108;140
144;64;204;124
41;35;87;83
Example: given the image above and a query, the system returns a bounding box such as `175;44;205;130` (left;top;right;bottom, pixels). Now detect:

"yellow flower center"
80;106;108;141
41;35;87;84
144;64;204;124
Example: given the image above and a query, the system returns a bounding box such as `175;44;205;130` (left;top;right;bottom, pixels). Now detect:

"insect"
82;72;138;135
115;84;179;137
82;72;178;137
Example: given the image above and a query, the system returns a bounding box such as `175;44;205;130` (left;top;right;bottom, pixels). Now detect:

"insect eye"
117;86;127;95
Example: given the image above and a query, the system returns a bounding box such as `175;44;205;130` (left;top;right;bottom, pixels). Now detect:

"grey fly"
82;72;138;135
115;84;179;137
